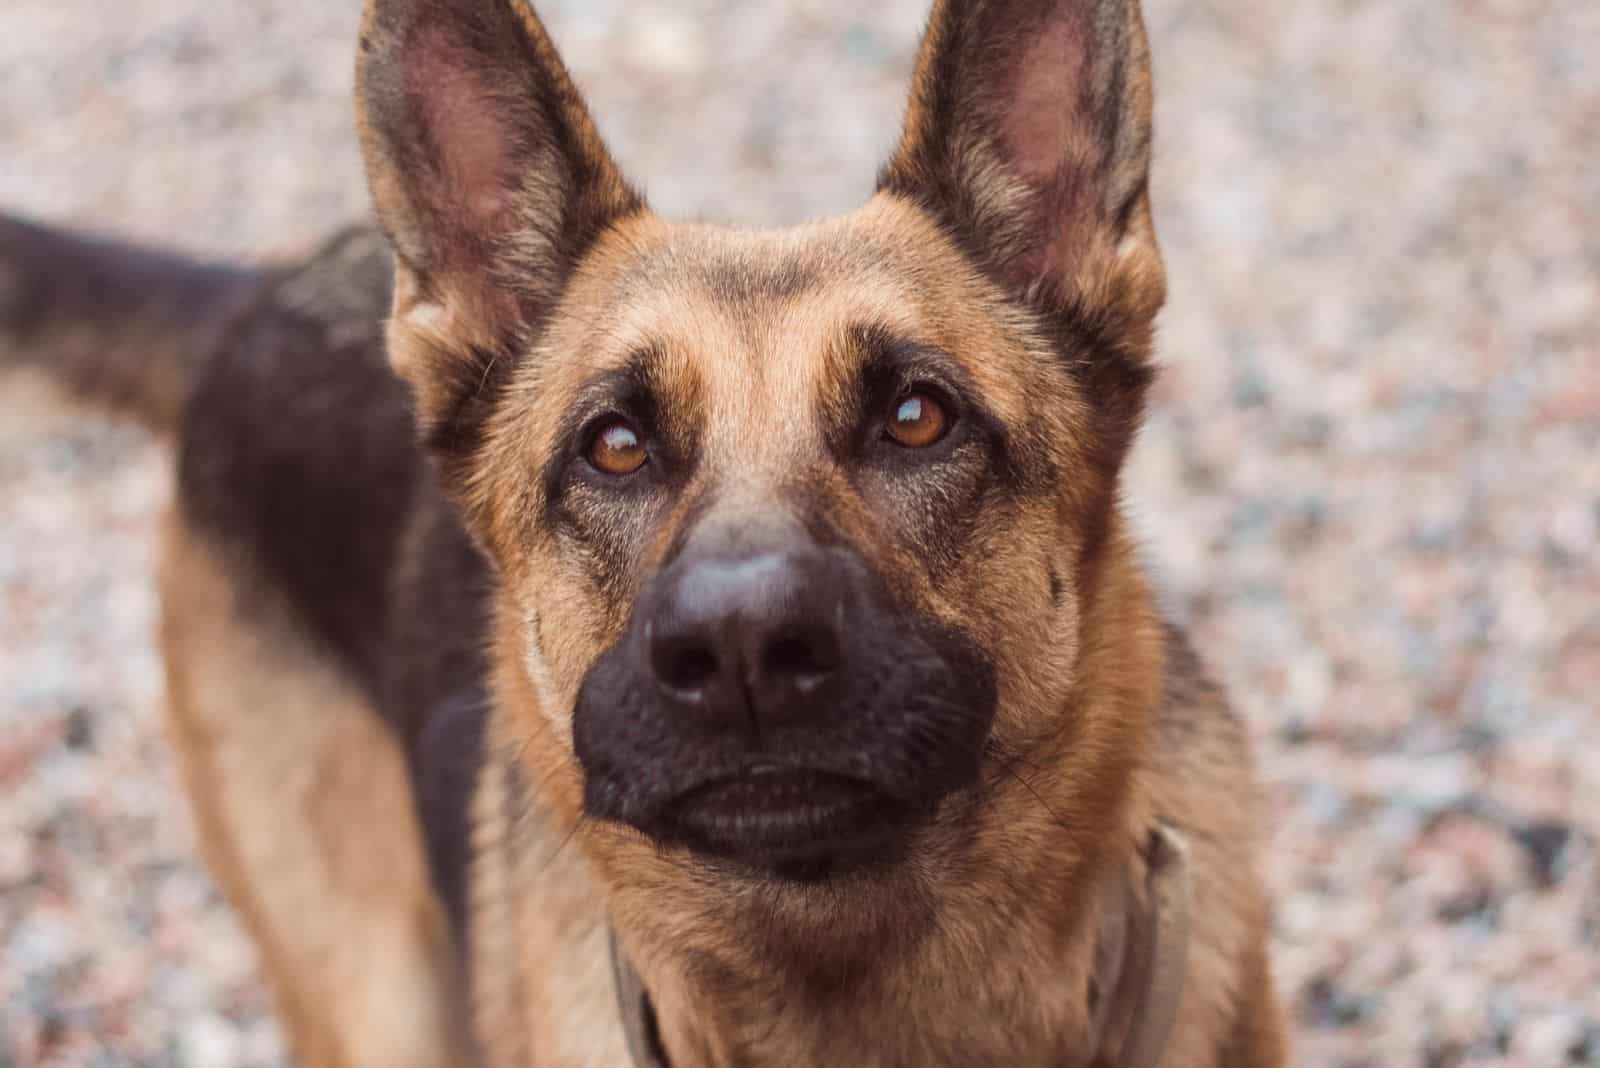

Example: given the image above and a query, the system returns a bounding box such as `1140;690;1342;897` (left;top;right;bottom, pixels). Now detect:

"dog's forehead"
596;213;931;350
542;198;1043;429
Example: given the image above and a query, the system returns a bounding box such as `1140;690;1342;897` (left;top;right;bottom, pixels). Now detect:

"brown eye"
885;391;949;449
588;419;647;475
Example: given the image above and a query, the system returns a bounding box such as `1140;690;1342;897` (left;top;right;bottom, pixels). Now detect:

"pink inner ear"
1000;15;1090;186
997;15;1101;281
412;32;515;236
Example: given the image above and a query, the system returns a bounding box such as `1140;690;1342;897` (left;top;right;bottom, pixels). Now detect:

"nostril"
656;640;719;694
764;629;839;685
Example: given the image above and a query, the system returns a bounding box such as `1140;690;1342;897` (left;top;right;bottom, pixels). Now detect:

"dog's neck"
611;819;1190;1068
488;531;1166;1067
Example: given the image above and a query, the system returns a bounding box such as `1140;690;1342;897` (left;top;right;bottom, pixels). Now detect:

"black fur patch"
176;227;493;954
178;230;417;694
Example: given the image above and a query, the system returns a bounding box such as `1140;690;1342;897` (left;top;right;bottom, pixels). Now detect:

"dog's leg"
158;515;470;1068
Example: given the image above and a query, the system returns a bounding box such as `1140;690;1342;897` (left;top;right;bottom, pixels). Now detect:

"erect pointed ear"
879;0;1164;331
356;0;642;453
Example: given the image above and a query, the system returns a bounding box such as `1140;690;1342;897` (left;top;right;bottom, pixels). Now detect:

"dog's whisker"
534;815;588;882
997;762;1079;847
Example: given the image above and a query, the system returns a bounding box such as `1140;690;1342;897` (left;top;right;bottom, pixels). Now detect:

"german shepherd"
0;0;1287;1064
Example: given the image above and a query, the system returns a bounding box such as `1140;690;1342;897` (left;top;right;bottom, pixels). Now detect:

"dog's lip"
659;766;906;868
672;765;877;816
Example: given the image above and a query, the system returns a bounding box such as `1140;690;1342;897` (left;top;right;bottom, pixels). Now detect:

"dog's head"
357;0;1163;886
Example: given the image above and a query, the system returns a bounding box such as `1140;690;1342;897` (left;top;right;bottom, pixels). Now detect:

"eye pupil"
886;390;948;448
589;420;647;475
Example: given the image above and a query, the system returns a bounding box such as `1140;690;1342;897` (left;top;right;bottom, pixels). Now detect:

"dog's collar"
608;823;1191;1068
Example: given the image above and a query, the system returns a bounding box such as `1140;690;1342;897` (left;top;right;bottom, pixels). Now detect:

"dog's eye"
885;391;949;449
587;419;648;475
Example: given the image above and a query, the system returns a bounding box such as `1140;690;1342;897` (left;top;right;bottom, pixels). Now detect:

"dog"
0;0;1287;1064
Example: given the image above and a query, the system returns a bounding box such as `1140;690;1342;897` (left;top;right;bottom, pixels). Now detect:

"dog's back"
1;218;436;708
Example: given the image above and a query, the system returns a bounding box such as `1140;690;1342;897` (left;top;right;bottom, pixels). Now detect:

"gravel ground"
2;1;1596;1065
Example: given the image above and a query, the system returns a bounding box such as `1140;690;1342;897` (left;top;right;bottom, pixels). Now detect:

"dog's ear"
356;0;641;451
880;0;1164;330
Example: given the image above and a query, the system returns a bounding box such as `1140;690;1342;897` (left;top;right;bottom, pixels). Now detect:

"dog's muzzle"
573;537;996;876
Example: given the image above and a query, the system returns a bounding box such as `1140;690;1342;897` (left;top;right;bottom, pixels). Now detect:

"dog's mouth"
655;767;914;878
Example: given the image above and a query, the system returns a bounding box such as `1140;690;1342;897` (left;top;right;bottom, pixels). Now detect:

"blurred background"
1;0;1595;1064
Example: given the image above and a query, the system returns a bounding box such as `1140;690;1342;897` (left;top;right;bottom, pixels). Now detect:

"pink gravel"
2;1;1597;1065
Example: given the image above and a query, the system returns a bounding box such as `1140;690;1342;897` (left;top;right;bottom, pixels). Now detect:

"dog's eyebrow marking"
572;352;664;425
856;322;1015;396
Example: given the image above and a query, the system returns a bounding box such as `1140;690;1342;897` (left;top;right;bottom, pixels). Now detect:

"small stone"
1396;754;1474;815
1513;821;1576;889
182;1013;243;1067
1300;973;1380;1029
620;9;707;80
63;705;95;751
1511;1011;1585;1064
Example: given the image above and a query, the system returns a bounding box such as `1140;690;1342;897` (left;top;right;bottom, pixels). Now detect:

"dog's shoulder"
175;223;496;946
1155;622;1246;752
1145;620;1277;1059
176;225;420;693
1149;620;1260;849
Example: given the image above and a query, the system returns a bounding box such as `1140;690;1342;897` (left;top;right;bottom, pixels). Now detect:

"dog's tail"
0;211;262;431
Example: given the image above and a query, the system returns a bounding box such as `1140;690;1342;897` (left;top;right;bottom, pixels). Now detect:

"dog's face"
357;0;1163;883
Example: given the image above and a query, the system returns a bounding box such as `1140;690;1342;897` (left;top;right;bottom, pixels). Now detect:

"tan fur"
158;517;472;1068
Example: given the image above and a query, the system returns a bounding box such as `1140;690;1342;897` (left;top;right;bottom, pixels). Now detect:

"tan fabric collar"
610;925;668;1067
1088;823;1192;1068
609;823;1192;1068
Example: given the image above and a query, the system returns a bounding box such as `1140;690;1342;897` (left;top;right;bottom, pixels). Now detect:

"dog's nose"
644;549;847;735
